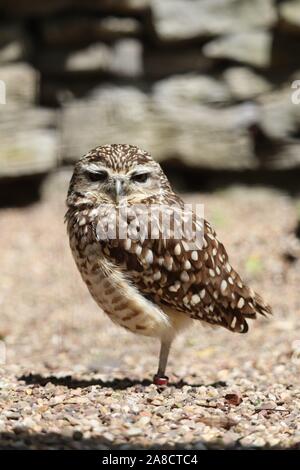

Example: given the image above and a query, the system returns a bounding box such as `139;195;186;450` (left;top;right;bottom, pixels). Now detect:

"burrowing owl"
66;144;271;385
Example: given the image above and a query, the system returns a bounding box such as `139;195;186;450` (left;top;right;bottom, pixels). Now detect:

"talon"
153;375;169;386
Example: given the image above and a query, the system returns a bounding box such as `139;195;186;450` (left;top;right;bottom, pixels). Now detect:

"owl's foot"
154;339;171;386
153;374;169;387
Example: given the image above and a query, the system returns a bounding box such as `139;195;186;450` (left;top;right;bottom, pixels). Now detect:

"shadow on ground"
0;429;297;450
19;373;227;391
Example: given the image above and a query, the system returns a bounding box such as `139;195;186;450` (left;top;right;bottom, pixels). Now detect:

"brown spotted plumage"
66;144;271;384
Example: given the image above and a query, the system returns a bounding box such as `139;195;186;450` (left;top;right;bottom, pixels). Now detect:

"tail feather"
253;291;272;317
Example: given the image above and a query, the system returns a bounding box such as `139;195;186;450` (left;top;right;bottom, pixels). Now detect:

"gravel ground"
1;175;300;449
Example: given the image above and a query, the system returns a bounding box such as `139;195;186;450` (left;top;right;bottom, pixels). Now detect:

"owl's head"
67;144;172;207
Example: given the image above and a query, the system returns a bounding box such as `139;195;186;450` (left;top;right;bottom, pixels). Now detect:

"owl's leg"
153;338;172;386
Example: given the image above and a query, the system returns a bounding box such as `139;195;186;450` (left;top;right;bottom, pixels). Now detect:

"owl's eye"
131;172;150;183
86;170;108;182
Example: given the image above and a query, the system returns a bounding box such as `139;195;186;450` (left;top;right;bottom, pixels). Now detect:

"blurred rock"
0;23;31;63
38;43;111;75
41;168;73;202
151;0;276;42
223;67;272;100
203;31;272;69
0;63;38;105
112;40;143;77
257;87;300;140
0;0;299;179
153;74;231;105
279;0;300;34
0;106;58;177
41;16;141;47
38;40;142;77
61;86;257;169
144;48;212;78
266;142;300;169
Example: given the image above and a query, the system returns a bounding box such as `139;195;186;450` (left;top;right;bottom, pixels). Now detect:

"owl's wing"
95;201;271;333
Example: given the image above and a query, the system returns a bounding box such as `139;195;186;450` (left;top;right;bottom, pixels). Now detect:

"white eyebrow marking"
83;163;109;174
128;165;153;176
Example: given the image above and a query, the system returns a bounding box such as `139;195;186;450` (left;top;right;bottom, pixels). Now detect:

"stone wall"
1;0;300;177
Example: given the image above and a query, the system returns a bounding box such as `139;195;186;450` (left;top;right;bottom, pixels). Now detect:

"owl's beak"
114;178;125;203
